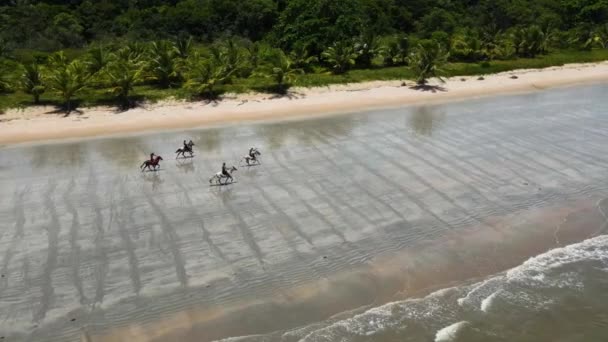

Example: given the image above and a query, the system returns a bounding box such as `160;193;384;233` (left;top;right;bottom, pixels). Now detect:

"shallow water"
1;84;608;341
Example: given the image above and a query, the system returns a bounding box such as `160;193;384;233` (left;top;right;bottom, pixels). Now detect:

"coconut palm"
46;53;89;113
184;53;232;99
105;52;144;108
354;32;381;68
0;70;11;93
20;62;45;104
381;35;409;66
214;39;245;79
86;45;111;75
512;26;546;57
256;50;303;92
148;40;179;88
175;35;193;59
322;41;358;74
591;24;608;49
450;31;486;62
289;44;318;72
408;41;449;85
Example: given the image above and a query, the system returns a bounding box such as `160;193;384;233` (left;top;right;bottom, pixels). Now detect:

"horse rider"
248;147;257;163
183;140;191;153
150;153;156;163
222;162;230;178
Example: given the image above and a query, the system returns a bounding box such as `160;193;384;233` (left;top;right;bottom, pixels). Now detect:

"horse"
241;148;261;166
175;140;195;159
209;166;237;185
140;156;163;172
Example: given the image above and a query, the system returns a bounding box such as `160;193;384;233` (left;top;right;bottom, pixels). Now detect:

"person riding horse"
248;147;258;163
222;162;230;178
150;153;155;163
183;140;192;153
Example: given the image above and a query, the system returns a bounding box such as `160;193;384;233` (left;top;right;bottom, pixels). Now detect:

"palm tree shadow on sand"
409;84;447;93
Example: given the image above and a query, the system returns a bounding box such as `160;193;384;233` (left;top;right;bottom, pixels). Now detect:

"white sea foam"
297;235;608;342
480;290;500;313
506;235;608;284
435;321;469;342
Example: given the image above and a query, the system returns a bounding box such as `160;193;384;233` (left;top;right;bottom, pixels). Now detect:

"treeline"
1;0;607;53
0;0;608;111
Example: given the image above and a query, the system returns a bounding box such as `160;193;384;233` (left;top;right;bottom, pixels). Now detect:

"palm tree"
214;39;244;79
105;51;144;108
354;32;381;68
591;24;608;49
0;38;9;59
20;62;45;104
512;26;546;57
0;70;11;93
256;50;303;93
175;35;193;59
86;45;111;75
381;35;409;66
322;41;358;74
184;53;232;99
450;31;485;62
148;40;179;88
46;53;89;113
408;41;449;85
289;44;318;72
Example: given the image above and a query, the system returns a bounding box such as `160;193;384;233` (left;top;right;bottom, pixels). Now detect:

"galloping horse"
209;166;237;185
176;140;195;159
241;148;261;166
140;155;163;172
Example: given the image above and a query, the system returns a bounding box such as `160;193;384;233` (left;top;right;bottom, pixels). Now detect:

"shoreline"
87;199;604;342
1;61;608;146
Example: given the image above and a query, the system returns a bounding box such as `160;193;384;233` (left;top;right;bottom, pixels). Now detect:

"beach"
1;61;608;146
1;82;608;341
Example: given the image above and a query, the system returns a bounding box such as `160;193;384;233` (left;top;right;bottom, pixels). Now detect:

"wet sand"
1;83;608;341
1;61;608;146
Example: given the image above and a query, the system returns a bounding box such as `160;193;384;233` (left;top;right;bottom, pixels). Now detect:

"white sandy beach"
1;61;608;146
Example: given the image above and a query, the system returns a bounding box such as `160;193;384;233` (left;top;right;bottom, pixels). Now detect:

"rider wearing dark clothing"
222;162;229;177
183;140;191;152
249;147;256;161
150;153;155;162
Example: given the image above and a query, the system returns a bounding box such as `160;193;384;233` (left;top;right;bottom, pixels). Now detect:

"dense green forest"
1;0;608;111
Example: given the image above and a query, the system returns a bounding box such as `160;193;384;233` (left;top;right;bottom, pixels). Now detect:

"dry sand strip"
1;61;608;146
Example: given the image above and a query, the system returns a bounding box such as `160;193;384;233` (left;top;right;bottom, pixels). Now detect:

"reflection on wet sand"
29;143;86;169
408;106;445;136
176;158;195;174
0;84;608;342
256;114;361;149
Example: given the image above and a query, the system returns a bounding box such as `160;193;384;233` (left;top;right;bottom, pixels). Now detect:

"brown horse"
140;156;163;172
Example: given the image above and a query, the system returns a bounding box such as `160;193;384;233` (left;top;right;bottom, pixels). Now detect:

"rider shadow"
176;159;195;174
143;172;164;191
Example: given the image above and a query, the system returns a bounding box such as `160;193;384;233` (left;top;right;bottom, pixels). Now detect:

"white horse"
241;148;261;166
209;166;237;185
175;140;195;159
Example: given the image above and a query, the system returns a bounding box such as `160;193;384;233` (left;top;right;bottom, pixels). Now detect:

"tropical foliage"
0;0;607;111
409;41;449;85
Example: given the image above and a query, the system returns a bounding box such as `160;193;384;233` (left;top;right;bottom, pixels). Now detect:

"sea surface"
1;83;608;341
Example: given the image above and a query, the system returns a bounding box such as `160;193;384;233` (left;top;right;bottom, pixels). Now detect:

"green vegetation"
0;0;608;113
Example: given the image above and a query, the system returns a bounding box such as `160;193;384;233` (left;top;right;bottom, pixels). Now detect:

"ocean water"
217;234;608;342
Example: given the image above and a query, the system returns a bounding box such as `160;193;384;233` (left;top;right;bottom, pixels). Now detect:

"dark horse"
175;140;195;159
140;156;163;172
